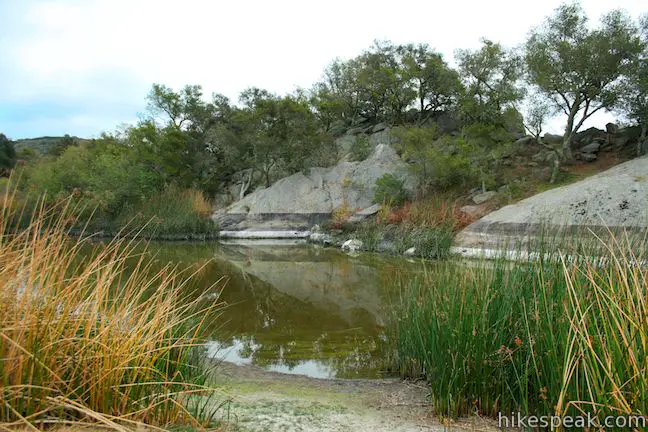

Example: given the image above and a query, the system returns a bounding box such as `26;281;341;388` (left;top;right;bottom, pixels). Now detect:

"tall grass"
0;182;225;429
116;185;217;237
388;232;648;425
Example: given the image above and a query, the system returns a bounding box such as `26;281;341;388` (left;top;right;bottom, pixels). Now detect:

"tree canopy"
525;3;643;160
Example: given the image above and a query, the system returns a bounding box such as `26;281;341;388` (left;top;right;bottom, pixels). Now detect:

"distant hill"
13;136;91;155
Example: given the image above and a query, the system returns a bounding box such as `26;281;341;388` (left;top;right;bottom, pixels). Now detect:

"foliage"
350;222;455;260
312;41;460;126
0;186;224;428
388;232;648;421
407;194;473;230
398;43;462;123
456;39;525;126
525;3;643;159
0;133;16;172
349;134;372;161
619;14;648;155
23;138;161;221
373;173;408;206
392;126;474;192
116;185;216;236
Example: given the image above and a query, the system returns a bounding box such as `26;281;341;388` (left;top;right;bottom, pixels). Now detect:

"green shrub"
349;135;372;162
374;173;408;206
116;185;216;236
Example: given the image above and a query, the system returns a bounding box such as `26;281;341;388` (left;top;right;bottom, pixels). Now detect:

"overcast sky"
0;0;645;139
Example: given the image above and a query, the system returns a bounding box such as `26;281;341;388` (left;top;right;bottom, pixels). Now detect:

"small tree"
456;39;525;126
374;173;408;206
0;134;16;175
399;43;462;124
522;95;562;183
525;3;643;161
619;15;648;156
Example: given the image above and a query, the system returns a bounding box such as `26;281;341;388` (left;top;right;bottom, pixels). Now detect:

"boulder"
310;232;333;245
606;122;619;135
532;151;549;163
215;144;416;235
460;205;489;220
347;126;366;135
348;204;381;223
341;239;363;253
454;155;648;250
543;133;563;145
403;247;417;256
574;127;606;146
434;113;460;135
580;153;598;162
473;191;497;205
372;122;389;133
580;142;601;154
514;136;535;146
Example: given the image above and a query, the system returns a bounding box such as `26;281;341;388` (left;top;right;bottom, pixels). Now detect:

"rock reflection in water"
142;241;421;378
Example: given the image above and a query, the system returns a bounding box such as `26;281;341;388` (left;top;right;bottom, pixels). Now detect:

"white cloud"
1;0;645;136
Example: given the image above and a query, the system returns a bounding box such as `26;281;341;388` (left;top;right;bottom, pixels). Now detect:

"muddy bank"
212;362;498;432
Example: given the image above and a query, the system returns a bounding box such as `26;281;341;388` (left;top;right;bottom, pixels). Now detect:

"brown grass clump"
0;179;225;430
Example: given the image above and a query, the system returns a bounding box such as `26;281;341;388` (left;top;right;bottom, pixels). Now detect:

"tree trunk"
562;105;579;163
638;123;647;157
550;152;561;184
239;170;252;200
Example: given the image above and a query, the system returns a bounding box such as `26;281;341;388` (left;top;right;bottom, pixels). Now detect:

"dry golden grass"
0;180;225;430
185;189;213;219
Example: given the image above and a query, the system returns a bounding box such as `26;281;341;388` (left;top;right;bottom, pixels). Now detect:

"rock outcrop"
214;143;416;236
455;155;648;250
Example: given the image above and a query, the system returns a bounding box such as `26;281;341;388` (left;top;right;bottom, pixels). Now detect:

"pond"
137;240;428;379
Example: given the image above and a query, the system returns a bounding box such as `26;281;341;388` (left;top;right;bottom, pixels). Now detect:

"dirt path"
212;362;498;432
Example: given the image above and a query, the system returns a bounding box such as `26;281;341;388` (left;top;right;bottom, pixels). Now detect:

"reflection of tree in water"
119;242;403;378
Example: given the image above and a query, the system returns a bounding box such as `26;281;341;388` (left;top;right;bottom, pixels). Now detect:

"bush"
0;186;224;428
116;185;216;236
374;173;408;206
349;135;372;162
391;126;473;192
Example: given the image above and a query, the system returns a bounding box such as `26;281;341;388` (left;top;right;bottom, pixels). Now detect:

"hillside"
13;136;90;154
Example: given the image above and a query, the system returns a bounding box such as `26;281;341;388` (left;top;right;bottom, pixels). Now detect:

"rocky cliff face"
213;132;417;235
455;155;648;250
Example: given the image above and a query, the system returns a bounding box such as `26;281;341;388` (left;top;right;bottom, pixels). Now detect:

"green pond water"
126;240;427;379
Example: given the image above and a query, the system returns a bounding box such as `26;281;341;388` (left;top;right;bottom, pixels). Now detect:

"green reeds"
388;230;648;425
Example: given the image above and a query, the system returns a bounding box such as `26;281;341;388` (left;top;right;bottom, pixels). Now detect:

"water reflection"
139;241;423;378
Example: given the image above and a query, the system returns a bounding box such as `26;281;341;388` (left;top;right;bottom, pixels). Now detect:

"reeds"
0;180;224;430
388;231;648;425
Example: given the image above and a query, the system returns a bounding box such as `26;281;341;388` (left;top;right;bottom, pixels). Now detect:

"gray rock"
575;127;606;146
606;122;619;135
543;133;563;145
434;113;460;135
473;191;497;205
580;142;601;154
460;205;488;220
532;151;549;163
581;153;598;162
455;155;648;250
372;122;388;133
310;232;333;245
403;247;417;256
347;126;366;135
341;239;363;252
348;204;381;222
515;136;535;146
220;144;416;216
